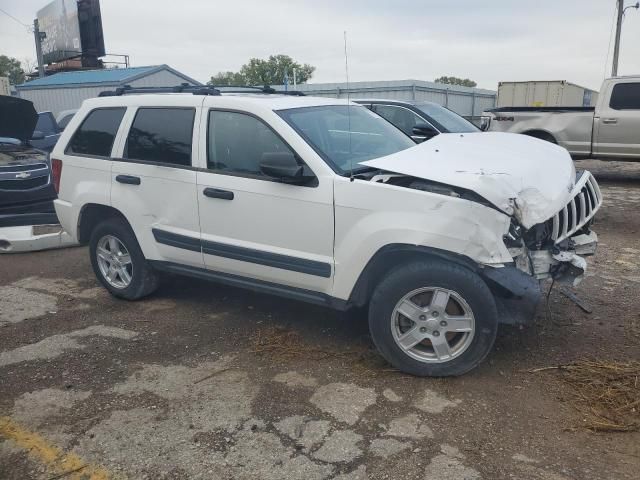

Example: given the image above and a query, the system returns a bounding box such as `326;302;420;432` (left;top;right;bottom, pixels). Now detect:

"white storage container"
496;81;598;108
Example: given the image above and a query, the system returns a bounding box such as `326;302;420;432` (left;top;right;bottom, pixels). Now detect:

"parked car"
355;100;479;142
0;96;58;228
56;109;78;131
30;111;63;152
482;76;640;161
52;87;601;376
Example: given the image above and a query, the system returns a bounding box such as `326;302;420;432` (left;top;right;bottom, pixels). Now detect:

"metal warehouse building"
278;80;496;124
16;64;201;116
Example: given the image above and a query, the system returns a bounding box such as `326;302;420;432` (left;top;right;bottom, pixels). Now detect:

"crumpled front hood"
360;132;575;228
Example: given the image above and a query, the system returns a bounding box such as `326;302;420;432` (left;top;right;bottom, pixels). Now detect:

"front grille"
550;171;602;243
0;162;48;172
0;176;49;191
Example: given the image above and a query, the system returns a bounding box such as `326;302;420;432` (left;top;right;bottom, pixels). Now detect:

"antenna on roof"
344;30;354;182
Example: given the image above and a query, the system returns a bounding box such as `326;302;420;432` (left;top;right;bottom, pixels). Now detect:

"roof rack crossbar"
99;83;221;97
211;84;306;96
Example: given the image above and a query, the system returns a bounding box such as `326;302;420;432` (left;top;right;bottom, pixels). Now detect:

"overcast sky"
1;0;639;91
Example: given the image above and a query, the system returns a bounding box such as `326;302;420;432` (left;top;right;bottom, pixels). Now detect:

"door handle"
203;187;234;200
602;118;618;124
116;175;141;185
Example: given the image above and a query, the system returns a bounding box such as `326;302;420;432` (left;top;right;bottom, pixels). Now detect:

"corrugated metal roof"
16;64;203;90
18;65;160;88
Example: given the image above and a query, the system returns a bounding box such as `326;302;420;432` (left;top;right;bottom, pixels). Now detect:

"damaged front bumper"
481;230;597;326
486;171;602;325
529;231;598;286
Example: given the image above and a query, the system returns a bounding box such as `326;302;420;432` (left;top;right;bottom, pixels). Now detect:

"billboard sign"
78;0;106;62
37;0;82;64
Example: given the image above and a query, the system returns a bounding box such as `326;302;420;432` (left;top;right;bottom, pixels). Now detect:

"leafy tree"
434;76;477;88
0;55;26;85
208;55;315;87
208;71;246;86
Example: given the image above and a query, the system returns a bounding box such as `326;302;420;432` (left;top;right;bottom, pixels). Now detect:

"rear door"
110;105;203;268
593;81;640;159
195;108;334;294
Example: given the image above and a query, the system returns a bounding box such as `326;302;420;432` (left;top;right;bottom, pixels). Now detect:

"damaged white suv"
52;87;601;376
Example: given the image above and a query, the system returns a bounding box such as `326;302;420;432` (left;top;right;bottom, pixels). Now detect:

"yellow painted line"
0;416;112;480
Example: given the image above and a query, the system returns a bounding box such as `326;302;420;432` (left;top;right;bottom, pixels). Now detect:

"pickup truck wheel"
369;260;498;377
524;131;557;144
89;218;159;300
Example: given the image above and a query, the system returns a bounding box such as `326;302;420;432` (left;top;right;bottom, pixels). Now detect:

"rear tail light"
51;158;63;193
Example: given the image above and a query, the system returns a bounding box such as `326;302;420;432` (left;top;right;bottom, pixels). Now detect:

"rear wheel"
524;131;557;144
89;218;158;300
368;260;498;377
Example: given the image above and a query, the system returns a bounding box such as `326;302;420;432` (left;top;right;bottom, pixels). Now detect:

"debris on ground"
530;360;640;432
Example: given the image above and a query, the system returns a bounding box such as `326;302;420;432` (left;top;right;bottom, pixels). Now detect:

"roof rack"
213;85;306;96
98;83;306;97
99;83;221;97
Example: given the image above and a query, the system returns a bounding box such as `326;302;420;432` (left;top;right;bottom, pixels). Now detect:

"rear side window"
66;108;125;157
609;83;640;110
125;108;195;166
207;110;295;176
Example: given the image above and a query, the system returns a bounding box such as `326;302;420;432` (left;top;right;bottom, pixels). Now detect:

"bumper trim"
0;225;78;253
480;265;542;325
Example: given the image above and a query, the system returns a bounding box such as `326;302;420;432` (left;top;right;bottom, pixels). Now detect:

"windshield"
277;105;415;175
416;103;479;133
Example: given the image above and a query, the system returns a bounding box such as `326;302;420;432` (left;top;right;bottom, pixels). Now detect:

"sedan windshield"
416;103;479;133
277;105;415;175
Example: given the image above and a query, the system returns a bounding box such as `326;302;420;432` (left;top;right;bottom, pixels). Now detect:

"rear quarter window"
65;108;126;157
609;83;640;110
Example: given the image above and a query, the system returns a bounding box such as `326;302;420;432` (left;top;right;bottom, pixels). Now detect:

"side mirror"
260;152;312;184
412;123;438;140
31;131;45;140
479;116;491;132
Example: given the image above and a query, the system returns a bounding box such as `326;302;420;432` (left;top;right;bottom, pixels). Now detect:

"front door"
593;81;640;159
196;109;334;294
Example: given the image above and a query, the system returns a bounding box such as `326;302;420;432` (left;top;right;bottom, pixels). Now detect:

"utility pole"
612;0;640;76
33;19;46;78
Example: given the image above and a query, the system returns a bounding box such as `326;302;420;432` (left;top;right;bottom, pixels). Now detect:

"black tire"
368;260;498;377
89;218;159;300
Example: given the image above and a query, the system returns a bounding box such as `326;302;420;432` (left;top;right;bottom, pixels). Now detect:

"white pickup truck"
483;76;640;161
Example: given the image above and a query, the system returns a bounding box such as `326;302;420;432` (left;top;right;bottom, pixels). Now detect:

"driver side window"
207;110;293;176
373;105;424;136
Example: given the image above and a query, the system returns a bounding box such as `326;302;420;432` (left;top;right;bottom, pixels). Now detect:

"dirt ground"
0;160;639;480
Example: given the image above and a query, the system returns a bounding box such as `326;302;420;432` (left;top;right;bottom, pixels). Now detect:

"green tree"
208;55;315;87
434;76;477;88
208;71;246;86
0;55;26;85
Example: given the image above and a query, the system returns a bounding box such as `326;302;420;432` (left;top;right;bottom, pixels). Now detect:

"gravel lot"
1;160;639;480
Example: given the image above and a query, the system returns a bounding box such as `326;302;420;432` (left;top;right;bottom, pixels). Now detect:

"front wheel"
368;260;498;377
89;218;159;300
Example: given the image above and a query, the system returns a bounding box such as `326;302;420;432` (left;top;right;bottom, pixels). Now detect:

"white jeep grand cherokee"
51;86;601;377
